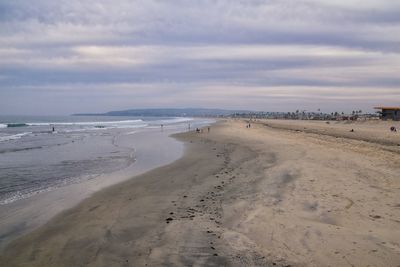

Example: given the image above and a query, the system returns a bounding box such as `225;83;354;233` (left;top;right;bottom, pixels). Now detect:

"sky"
0;0;399;115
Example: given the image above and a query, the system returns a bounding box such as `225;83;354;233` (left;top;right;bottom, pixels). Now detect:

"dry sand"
1;120;400;267
258;119;400;149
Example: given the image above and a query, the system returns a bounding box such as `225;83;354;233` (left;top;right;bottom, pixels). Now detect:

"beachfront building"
374;107;400;121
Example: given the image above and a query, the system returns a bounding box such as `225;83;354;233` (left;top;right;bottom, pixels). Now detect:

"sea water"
0;115;214;248
0;115;211;205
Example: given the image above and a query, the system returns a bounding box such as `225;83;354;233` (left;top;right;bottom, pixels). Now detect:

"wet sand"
0;129;184;250
1;120;400;266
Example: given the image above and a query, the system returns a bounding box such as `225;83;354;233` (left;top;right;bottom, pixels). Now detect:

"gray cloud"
0;0;399;114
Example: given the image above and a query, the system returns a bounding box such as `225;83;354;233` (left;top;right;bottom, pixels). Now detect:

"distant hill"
73;108;253;117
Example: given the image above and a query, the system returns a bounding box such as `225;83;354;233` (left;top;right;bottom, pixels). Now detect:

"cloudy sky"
0;0;399;115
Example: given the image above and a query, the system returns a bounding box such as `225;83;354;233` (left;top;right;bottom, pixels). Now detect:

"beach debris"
369;215;382;219
165;217;174;223
350;129;354;132
390;126;397;132
88;205;100;212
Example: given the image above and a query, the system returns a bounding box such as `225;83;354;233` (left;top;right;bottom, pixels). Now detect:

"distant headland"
73;108;252;117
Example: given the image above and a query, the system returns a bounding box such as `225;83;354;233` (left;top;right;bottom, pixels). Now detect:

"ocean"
0;115;214;248
0;115;212;205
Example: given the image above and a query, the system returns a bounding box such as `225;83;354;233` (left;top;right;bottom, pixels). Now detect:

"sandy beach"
1;119;400;266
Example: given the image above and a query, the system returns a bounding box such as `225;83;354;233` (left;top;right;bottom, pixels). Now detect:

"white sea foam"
0;173;100;205
0;132;31;142
112;123;148;129
153;117;194;125
59;123;149;133
125;130;138;135
2;118;193;129
26;119;144;126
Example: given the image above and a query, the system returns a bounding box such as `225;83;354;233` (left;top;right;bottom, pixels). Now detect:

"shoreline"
1;119;399;266
0;128;185;250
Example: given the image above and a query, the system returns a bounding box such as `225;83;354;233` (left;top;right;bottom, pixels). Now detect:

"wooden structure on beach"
374;107;400;121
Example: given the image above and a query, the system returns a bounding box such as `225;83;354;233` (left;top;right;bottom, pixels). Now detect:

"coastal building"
374;107;400;121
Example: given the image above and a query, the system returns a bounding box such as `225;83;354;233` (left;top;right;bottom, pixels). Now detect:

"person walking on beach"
207;127;210;133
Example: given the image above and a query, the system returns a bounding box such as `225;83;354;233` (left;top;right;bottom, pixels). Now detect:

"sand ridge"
1;120;399;266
